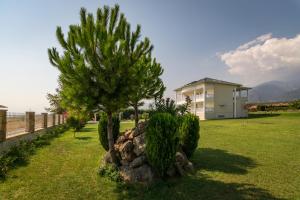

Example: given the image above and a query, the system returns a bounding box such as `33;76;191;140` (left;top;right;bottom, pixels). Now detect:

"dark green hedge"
178;114;200;158
145;113;179;177
98;113;120;151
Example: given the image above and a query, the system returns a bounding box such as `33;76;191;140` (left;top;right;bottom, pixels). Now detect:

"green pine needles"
145;113;179;177
178;114;200;158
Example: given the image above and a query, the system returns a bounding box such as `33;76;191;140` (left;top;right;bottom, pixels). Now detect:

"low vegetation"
0;125;68;179
1;113;299;199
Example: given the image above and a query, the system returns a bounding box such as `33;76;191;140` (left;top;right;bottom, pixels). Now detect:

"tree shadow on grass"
248;113;280;119
113;148;283;200
75;136;92;140
191;148;257;174
81;127;96;132
114;174;284;200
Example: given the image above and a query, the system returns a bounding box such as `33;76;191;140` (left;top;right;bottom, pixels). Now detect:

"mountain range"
248;80;300;103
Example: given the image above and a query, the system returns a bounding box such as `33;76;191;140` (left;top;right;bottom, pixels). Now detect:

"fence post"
42;113;48;129
52;114;55;126
0;109;7;142
62;115;65;124
25;112;35;133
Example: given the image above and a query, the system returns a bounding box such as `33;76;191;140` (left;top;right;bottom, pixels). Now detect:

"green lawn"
1;113;300;200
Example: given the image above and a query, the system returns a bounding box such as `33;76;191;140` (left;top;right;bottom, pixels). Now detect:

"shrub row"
145;113;200;177
0;125;68;179
98;113;120;151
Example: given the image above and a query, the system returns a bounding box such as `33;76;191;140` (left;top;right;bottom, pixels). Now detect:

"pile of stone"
104;121;194;183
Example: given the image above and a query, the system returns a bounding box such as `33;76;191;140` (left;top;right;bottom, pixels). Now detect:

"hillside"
248;80;300;102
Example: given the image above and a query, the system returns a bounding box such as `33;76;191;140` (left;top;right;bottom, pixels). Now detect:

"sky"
1;0;300;113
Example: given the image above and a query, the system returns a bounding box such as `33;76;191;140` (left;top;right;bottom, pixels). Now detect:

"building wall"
175;82;249;120
212;84;235;119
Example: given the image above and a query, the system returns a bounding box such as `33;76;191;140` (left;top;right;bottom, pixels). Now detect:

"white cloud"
220;34;300;85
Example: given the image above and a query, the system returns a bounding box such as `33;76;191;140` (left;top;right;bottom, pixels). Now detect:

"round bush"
178;114;200;158
66;116;85;132
98;113;120;151
145;113;179;177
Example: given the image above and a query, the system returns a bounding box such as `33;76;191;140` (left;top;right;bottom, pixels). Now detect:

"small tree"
129;55;165;128
177;96;192;115
45;88;66;114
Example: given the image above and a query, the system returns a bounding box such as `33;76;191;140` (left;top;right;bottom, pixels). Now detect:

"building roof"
174;77;243;91
0;105;7;110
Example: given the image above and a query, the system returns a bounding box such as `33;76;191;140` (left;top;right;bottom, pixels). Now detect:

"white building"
174;78;250;120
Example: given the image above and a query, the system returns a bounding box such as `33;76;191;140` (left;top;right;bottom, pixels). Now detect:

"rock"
124;130;132;139
130;155;146;168
184;161;195;173
120;140;133;152
116;135;126;144
120;159;130;166
119;166;132;182
119;140;135;162
175;161;185;176
175;151;189;166
132;121;147;137
120;164;154;183
133;134;145;156
166;164;176;177
128;132;134;140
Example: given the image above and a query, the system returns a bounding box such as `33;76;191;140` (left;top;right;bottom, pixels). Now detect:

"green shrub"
98;164;121;182
66;116;85;132
98;113;120;151
145;113;179;177
0;155;10;178
178;114;200;158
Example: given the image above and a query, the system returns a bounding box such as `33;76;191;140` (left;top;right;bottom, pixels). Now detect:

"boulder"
133;133;145;156
119;140;135;162
124;130;130;139
175;151;189;166
120;164;154;183
120;140;133;152
184;161;195;173
132;121;147;137
116;135;126;144
130;155;146;168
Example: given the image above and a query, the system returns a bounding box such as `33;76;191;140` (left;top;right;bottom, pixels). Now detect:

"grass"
0;113;300;199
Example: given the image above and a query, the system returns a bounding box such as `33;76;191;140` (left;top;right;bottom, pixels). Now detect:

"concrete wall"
212;84;235;119
0;127;53;154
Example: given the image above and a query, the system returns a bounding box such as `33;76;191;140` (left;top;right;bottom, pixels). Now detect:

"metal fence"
6;112;26;137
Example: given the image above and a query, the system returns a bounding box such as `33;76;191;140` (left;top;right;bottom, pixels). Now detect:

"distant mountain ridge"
248;80;300;102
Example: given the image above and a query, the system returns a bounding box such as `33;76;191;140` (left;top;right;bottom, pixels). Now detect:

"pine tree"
129;55;165;127
48;5;153;165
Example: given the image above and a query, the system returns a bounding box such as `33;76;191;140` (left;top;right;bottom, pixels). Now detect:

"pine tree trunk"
134;104;139;128
107;111;118;165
